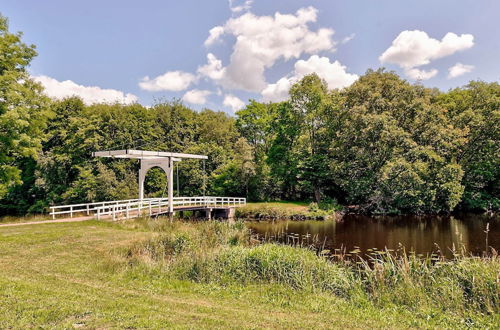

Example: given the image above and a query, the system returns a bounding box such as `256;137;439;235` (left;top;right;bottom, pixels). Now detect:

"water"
246;213;500;258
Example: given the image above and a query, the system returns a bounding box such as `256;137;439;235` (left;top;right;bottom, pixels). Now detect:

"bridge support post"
167;157;174;219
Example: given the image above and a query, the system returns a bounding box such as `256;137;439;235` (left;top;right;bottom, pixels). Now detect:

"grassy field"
0;219;498;328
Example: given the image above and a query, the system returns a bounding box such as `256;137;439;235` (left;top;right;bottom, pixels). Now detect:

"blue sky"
2;0;499;113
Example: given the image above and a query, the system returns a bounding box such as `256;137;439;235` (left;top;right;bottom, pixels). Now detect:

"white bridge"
48;149;247;221
50;196;246;221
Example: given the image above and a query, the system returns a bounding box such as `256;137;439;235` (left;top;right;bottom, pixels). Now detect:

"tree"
437;81;500;211
236;100;277;200
331;69;466;213
0;15;50;199
289;73;331;202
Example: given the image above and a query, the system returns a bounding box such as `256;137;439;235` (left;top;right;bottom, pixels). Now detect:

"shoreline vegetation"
1;218;498;328
0;200;496;225
235;201;340;221
118;219;500;326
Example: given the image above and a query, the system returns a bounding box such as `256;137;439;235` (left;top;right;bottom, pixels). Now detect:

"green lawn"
0;220;496;329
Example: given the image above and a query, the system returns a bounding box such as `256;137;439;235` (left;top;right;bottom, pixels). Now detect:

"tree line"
0;15;498;215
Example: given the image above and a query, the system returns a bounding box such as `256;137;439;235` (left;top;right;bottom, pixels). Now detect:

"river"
246;213;500;258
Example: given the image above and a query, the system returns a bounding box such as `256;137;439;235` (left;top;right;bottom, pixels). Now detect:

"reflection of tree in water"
246;213;499;258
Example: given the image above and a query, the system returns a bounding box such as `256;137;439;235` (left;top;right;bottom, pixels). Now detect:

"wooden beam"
92;149;208;160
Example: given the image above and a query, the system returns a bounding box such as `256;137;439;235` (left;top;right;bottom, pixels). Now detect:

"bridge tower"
92;149;208;215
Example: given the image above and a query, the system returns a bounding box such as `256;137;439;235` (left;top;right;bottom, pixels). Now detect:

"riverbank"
1;218;498;328
236;201;341;220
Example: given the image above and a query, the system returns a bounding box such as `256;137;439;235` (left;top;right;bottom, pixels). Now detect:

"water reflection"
246;213;499;258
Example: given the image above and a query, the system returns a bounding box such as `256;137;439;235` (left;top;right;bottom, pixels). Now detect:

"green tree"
236;100;277;200
288;73;332;202
331;69;465;213
437;81;500;211
0;15;50;199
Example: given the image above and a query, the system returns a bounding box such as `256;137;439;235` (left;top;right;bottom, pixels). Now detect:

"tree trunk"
314;187;321;203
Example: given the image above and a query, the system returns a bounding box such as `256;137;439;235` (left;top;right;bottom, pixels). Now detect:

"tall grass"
124;220;500;317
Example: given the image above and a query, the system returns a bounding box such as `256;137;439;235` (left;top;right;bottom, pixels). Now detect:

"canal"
246;213;500;258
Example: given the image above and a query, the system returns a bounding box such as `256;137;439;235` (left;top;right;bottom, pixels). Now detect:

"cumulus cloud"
229;0;253;13
204;26;225;47
262;55;358;102
405;68;438;80
203;7;336;92
295;55;358;89
197;53;226;80
380;30;474;80
262;77;294;103
139;70;196;91
223;94;245;111
448;63;474;79
182;89;211;105
34;75;138;105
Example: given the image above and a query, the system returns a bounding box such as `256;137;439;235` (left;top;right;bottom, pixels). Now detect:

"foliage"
436;81;500;211
1;98;244;213
0;15;50;199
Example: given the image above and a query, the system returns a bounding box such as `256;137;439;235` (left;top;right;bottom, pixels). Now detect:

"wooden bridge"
50;196;246;221
48;149;247;222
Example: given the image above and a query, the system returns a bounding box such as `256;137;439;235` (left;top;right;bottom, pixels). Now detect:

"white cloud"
262;55;358;102
405;68;438;80
139;70;196;91
34;75;138;105
182;89;211;105
341;33;355;44
448;63;474;79
262;77;295;102
203;7;336;92
295;55;358;89
223;94;245;111
197;53;226;80
204;26;225;47
229;0;253;13
380;30;474;80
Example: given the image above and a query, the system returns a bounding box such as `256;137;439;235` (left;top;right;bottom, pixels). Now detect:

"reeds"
124;220;500;316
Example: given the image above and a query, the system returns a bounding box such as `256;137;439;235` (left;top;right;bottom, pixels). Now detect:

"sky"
2;0;499;114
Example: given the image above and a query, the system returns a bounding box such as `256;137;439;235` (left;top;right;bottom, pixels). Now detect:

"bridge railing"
49;198;159;219
50;196;246;220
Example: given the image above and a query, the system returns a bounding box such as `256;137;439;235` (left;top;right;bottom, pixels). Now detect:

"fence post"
51;208;55;220
70;206;73;218
86;204;90;215
112;206;116;221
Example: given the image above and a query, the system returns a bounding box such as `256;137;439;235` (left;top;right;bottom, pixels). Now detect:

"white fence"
49;196;246;220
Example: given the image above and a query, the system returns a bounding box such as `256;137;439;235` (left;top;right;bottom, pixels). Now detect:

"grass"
0;213;52;224
1;218;499;328
236;201;336;220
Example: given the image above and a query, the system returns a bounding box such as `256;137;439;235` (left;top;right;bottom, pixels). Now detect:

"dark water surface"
246;213;500;258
